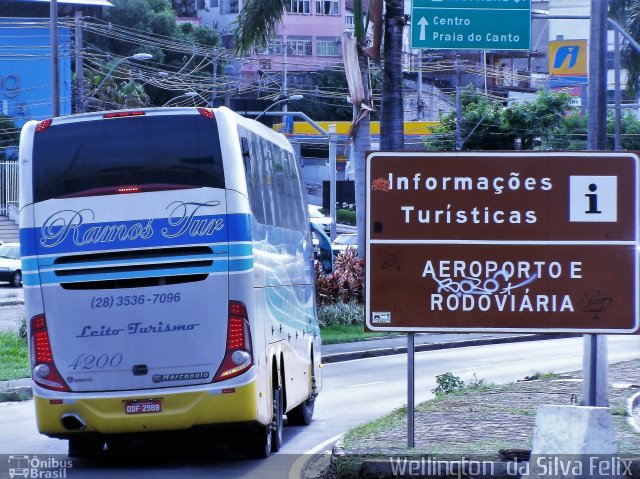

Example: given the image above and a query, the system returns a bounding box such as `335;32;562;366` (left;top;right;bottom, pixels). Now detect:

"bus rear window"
32;114;225;201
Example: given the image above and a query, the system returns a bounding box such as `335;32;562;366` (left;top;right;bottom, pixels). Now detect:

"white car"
331;233;357;256
0;242;22;287
308;204;332;233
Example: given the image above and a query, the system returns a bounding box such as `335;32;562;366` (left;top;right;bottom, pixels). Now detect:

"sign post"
366;151;640;447
411;0;532;50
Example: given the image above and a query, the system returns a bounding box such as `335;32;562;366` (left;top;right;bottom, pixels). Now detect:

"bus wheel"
288;374;316;426
246;424;271;459
68;437;104;457
271;385;283;452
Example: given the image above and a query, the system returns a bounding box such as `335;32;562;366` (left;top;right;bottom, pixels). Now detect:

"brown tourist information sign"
366;152;640;333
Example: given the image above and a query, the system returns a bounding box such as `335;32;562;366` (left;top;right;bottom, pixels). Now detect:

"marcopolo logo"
152;371;210;383
6;455;73;478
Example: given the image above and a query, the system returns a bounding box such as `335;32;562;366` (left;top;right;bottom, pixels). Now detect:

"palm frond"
232;0;288;54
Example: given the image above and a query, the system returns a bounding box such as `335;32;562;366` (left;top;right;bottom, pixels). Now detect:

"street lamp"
255;94;303;120
162;91;198;107
88;53;153;111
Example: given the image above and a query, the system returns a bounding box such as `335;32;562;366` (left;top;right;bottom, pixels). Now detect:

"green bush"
319;208;356;226
317;301;364;327
337;209;356;226
432;372;465;395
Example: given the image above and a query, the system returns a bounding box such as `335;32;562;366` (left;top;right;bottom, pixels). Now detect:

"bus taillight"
213;301;254;382
103;111;146;119
197;108;215;119
30;314;70;392
35;119;52;133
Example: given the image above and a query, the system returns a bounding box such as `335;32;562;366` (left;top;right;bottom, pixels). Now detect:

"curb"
321;334;577;363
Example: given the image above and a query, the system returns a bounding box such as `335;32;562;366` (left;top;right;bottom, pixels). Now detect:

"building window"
209;0;218;6
257;36;284;55
345;14;354;29
315;0;339;15
287;36;312;56
316;36;341;57
221;0;238;14
286;0;310;14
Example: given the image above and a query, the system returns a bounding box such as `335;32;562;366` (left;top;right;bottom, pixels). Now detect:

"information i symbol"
585;183;602;214
569;176;617;223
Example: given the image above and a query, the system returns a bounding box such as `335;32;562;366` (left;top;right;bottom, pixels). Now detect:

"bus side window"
271;146;288;229
287;151;307;233
241;137;251;172
258;138;275;226
241;130;265;225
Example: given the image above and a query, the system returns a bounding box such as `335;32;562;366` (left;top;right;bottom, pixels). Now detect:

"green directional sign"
411;0;531;50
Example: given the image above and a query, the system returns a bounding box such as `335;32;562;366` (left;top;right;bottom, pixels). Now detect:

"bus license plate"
124;399;162;415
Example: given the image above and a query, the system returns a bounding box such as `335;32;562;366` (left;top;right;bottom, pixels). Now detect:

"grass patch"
0;332;30;381
0;389;31;402
610;406;628;417
343;405;407;448
320;324;390;345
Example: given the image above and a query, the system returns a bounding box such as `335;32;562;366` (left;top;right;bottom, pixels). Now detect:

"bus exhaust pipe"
61;414;87;431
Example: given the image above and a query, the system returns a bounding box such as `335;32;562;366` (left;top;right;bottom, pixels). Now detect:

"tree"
425;89;576;151
610;0;640;95
379;0;405;151
84;0;221;109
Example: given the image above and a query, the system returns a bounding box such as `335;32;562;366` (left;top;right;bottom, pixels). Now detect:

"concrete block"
529;405;619;479
532;405;617;455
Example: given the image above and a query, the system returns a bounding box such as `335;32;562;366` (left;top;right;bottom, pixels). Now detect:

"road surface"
1;336;638;478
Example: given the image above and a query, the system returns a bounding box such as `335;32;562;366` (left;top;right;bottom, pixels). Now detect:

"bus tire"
287;396;314;426
271;385;283;452
246;424;271;459
68;437;104;457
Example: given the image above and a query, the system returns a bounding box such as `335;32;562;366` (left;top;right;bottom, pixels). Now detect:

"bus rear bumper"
34;382;260;438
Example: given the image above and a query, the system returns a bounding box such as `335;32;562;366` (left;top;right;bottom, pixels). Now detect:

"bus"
18;106;333;458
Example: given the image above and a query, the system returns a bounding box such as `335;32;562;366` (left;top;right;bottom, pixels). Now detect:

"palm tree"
610;0;640;94
233;0;406;255
379;0;405;151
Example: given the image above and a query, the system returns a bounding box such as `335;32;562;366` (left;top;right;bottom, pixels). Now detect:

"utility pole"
50;0;60;117
455;55;462;151
282;41;288;128
584;0;609;408
74;11;84;113
587;0;607;150
614;29;622;151
211;52;217;107
418;50;423;120
328;124;337;241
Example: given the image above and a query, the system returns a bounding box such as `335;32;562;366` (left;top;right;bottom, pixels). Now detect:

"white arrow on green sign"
411;0;532;50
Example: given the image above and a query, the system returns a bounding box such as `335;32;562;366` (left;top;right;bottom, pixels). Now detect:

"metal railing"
0;161;19;217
